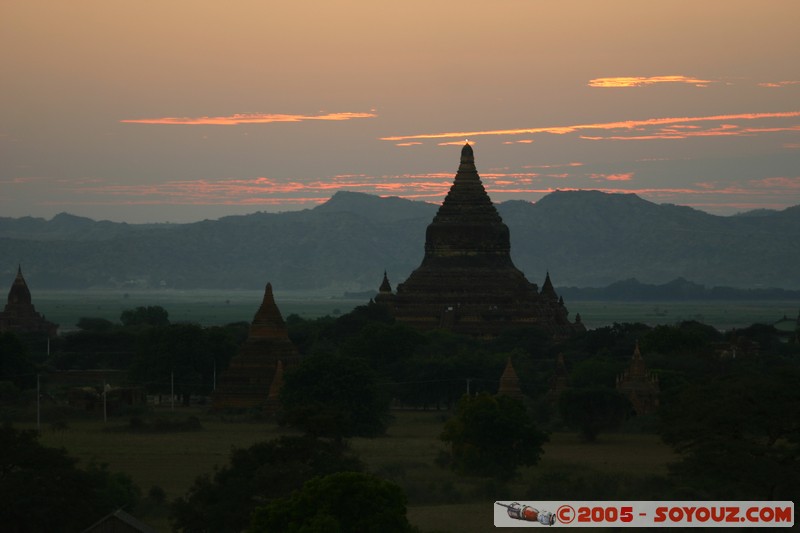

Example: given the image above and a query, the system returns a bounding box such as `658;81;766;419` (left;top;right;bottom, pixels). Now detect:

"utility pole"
171;371;175;411
103;381;107;423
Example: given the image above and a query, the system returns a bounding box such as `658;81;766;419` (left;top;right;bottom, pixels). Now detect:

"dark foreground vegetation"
1;303;798;531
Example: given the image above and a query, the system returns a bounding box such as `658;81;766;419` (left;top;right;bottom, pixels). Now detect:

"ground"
23;407;676;532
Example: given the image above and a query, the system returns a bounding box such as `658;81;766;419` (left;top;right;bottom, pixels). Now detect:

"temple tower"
212;283;301;411
616;341;660;415
0;266;58;336
497;358;525;401
380;144;583;337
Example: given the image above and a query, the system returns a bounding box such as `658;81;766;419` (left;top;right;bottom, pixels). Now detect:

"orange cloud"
758;81;800;88
581;123;800;141
521;162;584;169
380;111;800;143
588;75;714;88
121;111;377;125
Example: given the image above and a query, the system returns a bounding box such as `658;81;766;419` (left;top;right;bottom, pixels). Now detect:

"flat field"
24;408;677;533
34;289;798;332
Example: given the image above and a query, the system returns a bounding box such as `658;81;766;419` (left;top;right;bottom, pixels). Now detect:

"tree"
659;358;800;500
128;323;219;403
120;305;170;327
641;321;721;356
0;424;140;532
0;332;35;389
558;387;630;442
280;354;390;439
441;392;548;480
54;326;137;370
76;316;115;332
248;472;416;533
171;436;363;533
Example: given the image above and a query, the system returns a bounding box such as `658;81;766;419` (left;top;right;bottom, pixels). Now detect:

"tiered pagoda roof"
379;144;583;337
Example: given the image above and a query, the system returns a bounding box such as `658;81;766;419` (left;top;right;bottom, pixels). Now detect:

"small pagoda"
497;358;525;401
616;341;660;415
212;283;300;412
0;266;58;336
378;143;583;337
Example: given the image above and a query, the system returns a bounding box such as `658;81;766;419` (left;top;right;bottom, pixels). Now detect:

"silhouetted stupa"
616;341;659;415
497;358;525;401
378;144;583;337
212;283;300;412
0;266;58;336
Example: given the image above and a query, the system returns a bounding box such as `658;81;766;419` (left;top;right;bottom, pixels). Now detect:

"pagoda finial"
459;142;475;171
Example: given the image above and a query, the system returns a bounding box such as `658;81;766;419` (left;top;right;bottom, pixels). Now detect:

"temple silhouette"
0;266;58;336
616;341;660;415
377;144;584;337
212;283;300;411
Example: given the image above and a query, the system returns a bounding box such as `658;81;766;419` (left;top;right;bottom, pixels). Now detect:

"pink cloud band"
120;111;377;125
381;111;800;143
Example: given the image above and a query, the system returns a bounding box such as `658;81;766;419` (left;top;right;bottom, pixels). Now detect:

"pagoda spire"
540;271;558;301
630;340;646;378
250;283;287;338
421;143;509;263
379;271;392;294
8;265;32;306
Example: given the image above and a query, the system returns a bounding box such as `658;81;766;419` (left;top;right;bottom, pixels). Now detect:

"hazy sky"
2;0;799;223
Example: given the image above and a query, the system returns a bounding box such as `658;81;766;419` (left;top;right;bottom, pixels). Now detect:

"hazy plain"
35;289;800;332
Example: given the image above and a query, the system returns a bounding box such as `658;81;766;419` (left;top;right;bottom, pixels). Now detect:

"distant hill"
500;190;800;289
0;212;165;241
1;190;798;291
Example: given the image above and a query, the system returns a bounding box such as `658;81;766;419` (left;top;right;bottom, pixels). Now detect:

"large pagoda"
377;144;583;337
212;283;300;412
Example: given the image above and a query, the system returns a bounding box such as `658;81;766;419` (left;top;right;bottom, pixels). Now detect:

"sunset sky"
2;0;799;223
